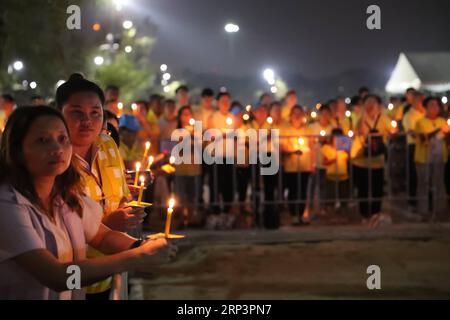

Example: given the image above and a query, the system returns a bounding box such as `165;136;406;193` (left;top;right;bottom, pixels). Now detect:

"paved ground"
129;222;450;300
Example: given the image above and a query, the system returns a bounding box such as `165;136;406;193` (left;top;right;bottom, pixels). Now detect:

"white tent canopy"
386;52;450;94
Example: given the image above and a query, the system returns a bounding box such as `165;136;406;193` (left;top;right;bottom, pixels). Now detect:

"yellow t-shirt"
351;114;391;169
330;116;351;134
402;107;425;145
321;144;349;181
280;124;313;172
414;117;448;164
77;134;130;294
308;122;333;169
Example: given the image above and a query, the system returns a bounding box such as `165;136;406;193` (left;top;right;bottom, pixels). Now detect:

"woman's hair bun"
68;73;85;82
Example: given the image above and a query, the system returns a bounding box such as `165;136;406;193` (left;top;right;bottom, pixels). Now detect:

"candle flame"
131;103;138;111
189;118;195;126
149;155;154;165
447;119;450;126
245;105;252;112
320;130;326;137
391;120;397;128
135;161;141;171
226;117;233;126
243;114;250;121
345;110;351;118
140;175;145;184
169;156;176;164
118;102;123;110
348;130;354;138
388;103;394;111
298;138;305;145
145;141;151;150
267;117;273;124
168;198;175;209
311;111;317;119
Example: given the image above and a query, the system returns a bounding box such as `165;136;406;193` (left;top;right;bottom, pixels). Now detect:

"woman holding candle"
280;105;314;226
0;107;176;300
56;74;146;299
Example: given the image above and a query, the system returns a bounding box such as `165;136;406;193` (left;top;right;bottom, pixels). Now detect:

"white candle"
164;198;175;237
133;162;141;187
137;176;145;205
146;155;154;171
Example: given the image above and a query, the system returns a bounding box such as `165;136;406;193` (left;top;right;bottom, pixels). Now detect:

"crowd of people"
1;73;450;299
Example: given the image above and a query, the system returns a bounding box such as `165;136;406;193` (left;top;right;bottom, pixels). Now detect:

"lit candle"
169;156;176;165
316;103;322;110
146;155;154;171
391;120;397;128
311;111;317;119
133;162;141;187
164;198;175;237
388;103;394;111
245;105;252;112
345;110;351;118
348;130;354;138
117;102;123;116
320;130;326;137
226;117;233;126
298;137;305;146
447;119;450;126
267;116;273;125
143;141;151;159
137;175;145;205
131;103;138;113
243;114;250;121
189;118;195;126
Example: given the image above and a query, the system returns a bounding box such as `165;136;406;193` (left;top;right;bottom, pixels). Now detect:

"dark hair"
201;88;214;97
149;94;163;104
290;104;304;116
259;92;271;101
216;92;230;100
164;99;176;106
358;86;369;94
0;106;84;218
318;104;331;113
331;128;344;136
350;95;362;107
31;95;45;101
104;110;119;125
56;73;105;110
1;94;14;103
286;90;297;97
269;101;281;110
175;85;189;94
176;105;192;129
423;96;442;109
105;85;119;92
363;94;382;105
406;87;416;94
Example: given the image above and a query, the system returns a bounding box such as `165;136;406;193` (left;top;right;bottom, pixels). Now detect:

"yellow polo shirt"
414;117;448;163
330;116;351;134
77;134;130;294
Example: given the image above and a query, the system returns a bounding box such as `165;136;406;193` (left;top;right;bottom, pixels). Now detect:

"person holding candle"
0;106;176;300
402;91;426;212
280;105;314;226
330;97;351;135
205;92;234;230
281;90;298;122
308;104;334;216
414;97;450;216
173;106;202;227
56;74;146;299
351;95;392;227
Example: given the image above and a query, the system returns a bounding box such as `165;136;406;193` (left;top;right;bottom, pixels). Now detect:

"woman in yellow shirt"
280;105;313;225
414;97;450;216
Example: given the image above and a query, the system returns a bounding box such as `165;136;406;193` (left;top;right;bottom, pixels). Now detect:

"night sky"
127;0;450;80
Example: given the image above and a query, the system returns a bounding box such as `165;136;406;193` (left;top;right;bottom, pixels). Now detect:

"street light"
30;81;37;89
224;23;239;33
124;45;133;53
160;64;168;72
94;56;104;65
263;68;275;84
122;20;133;30
162;73;171;81
13;60;24;71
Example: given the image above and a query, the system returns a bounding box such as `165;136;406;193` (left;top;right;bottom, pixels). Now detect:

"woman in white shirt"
0;106;176;300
